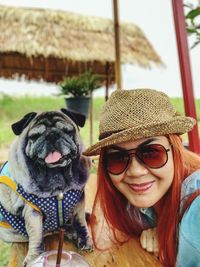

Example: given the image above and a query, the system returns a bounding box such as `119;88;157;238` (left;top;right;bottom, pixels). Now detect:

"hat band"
99;129;125;140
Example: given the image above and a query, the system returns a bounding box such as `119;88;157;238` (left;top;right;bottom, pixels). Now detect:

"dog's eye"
29;133;40;140
63;128;75;136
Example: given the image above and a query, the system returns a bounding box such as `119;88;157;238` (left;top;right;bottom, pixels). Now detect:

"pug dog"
0;109;93;266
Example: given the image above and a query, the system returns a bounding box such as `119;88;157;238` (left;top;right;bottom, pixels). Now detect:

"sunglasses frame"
103;143;171;175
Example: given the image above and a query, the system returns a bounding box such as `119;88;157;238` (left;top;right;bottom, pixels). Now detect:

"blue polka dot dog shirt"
0;162;83;236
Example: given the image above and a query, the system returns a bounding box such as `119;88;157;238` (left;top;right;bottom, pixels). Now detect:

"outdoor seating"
7;174;162;267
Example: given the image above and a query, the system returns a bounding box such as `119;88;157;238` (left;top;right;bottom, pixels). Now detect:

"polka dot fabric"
0;184;83;237
0;203;27;236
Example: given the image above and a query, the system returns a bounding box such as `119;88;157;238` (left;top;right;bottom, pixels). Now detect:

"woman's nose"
125;156;149;177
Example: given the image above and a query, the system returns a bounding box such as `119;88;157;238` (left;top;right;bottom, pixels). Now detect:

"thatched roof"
0;5;163;83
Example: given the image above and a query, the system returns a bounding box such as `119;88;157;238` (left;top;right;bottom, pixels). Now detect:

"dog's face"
10;109;87;195
25;112;79;168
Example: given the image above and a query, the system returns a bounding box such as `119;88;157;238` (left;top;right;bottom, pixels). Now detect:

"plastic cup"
44;250;72;266
67;251;91;267
30;250;91;267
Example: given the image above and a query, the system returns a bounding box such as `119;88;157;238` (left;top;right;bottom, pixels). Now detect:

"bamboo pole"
113;0;122;90
89;91;93;146
105;62;110;101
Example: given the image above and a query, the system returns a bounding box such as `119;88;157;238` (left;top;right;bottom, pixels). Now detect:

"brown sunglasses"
103;143;171;175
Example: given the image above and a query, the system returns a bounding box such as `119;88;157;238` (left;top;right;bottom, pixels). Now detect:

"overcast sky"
0;0;199;98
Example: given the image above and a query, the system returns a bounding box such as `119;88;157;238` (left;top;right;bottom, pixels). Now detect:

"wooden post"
172;0;200;154
89;91;93;146
105;62;110;101
113;0;122;90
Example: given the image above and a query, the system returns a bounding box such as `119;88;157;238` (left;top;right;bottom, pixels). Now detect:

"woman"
83;89;200;267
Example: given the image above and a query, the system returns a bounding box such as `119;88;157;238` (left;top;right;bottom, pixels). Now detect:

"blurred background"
0;0;200;98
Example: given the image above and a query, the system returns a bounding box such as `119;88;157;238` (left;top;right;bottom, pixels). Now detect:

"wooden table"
7;174;162;267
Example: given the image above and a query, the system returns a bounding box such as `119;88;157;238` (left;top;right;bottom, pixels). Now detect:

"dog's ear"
11;112;37;135
61;108;86;128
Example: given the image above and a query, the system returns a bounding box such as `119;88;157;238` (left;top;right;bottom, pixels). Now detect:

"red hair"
90;134;200;267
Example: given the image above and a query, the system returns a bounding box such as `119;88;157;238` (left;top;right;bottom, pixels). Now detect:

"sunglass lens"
137;144;168;168
105;151;129;174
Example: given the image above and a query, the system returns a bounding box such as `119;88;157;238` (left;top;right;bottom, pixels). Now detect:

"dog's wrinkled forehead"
28;111;76;134
11;109;86;136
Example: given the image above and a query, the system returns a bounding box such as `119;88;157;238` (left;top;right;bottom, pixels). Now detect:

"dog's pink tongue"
45;151;62;163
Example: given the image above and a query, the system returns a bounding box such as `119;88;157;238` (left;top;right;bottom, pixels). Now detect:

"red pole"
172;0;200;154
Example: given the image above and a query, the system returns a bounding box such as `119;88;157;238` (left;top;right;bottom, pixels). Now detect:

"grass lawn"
0;95;199;150
0;94;199;265
0;240;12;266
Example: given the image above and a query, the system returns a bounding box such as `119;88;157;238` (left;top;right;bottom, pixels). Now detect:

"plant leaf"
186;7;200;19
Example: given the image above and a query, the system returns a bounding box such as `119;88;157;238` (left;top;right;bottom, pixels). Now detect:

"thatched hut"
0;5;162;83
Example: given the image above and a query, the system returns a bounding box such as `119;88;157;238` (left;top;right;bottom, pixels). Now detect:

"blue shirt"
126;170;200;266
176;170;200;267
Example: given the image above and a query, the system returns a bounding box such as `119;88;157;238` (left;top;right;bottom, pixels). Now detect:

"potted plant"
59;71;101;117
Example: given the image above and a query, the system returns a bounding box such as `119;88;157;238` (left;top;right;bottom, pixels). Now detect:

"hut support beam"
105;62;110;101
113;0;122;90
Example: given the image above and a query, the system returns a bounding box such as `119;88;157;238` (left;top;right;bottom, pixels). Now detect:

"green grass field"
0;95;200;149
0;94;199;265
0;241;11;267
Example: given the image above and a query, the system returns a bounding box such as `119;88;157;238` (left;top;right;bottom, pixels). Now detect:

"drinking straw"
56;228;65;266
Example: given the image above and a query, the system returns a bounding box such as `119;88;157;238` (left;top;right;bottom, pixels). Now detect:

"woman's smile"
127;180;155;193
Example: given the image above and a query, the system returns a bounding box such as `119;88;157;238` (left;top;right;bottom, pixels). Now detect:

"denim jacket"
176;170;200;267
127;170;200;267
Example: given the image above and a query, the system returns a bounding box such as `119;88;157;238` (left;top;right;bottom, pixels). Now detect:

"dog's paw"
65;231;78;241
23;254;39;267
22;258;31;267
77;236;93;252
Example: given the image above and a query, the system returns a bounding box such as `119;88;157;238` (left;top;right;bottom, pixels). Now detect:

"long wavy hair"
90;134;200;267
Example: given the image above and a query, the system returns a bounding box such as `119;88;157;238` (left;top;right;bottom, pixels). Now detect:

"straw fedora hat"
83;88;196;156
